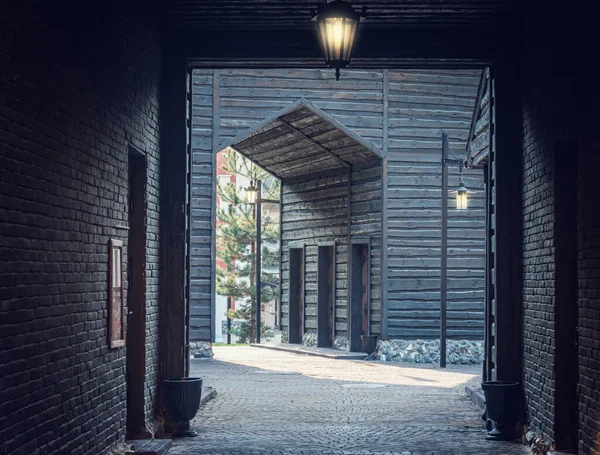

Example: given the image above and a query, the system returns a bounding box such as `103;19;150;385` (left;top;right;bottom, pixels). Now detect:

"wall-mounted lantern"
313;0;366;81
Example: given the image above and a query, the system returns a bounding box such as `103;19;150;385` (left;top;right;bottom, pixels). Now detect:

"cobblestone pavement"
170;346;529;455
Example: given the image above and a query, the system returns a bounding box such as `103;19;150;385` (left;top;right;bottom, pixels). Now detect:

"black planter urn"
481;381;520;441
164;378;203;437
361;334;378;354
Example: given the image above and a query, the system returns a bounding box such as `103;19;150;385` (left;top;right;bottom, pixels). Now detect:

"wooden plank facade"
190;68;485;343
386;69;485;339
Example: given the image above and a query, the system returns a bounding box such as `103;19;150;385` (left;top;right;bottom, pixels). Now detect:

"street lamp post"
440;132;469;368
255;180;262;343
246;178;279;344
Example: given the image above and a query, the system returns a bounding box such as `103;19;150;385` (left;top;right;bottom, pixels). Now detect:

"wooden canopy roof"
466;68;491;168
219;99;385;180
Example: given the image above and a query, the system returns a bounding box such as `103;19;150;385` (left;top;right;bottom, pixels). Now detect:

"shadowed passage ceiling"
164;0;522;31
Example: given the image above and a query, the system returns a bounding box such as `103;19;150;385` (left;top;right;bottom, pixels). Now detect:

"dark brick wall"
577;29;600;455
518;2;580;449
521;93;556;441
0;2;162;454
577;124;600;455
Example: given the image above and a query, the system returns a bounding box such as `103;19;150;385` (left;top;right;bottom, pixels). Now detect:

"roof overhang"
217;98;385;180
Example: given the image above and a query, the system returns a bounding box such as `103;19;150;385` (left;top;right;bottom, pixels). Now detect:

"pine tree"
216;148;280;343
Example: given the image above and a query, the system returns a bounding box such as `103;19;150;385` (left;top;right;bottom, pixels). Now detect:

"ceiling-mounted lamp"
313;0;366;81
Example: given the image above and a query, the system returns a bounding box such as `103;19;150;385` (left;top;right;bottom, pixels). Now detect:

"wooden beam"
210;69;220;343
277;118;352;169
381;69;390;339
492;58;523;383
160;50;187;384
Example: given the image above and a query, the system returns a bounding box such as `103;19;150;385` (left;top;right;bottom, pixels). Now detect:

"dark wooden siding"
218;68;384;150
351;162;383;334
281;169;350;336
281;163;382;338
386;69;485;339
190;67;484;341
215;68;385;340
189;69;214;340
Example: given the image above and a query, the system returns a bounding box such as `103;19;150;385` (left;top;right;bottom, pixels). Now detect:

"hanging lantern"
313;1;365;81
246;180;258;204
456;182;468;210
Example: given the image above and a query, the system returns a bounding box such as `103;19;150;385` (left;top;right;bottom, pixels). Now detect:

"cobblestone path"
170;346;528;455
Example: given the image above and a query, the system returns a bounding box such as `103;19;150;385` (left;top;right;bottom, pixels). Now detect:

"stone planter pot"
481;381;520;441
164;377;203;437
361;335;378;354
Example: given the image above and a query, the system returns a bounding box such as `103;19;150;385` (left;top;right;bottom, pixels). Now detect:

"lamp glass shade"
314;0;361;80
456;188;468;210
246;182;258;204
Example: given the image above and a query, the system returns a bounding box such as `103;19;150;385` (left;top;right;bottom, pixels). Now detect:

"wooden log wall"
189;69;214;341
281;169;350;337
385;69;484;339
190;67;484;341
351;161;383;334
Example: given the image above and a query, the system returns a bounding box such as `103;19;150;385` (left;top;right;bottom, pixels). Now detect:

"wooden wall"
385;69;484;339
280;161;382;339
190;67;484;341
189;69;214;341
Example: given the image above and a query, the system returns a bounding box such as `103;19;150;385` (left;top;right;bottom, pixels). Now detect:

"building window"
109;239;125;348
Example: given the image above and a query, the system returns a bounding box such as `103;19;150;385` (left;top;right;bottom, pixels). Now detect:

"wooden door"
126;148;147;438
554;140;579;451
317;245;335;348
349;242;370;352
288;247;304;344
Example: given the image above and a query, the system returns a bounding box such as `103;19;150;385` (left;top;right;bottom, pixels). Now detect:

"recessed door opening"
349;241;370;352
288;247;304;344
126;147;147;438
317;244;335;348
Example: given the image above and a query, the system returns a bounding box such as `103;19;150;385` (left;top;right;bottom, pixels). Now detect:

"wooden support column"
492;57;523;383
381;69;390;339
211;70;220;343
440;135;449;368
160;49;188;384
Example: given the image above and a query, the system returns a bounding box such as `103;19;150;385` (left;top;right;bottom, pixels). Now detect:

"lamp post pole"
440;132;468;368
226;296;232;345
440;134;449;368
255;180;262;344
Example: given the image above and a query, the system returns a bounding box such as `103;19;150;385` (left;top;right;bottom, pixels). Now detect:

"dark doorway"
349;241;370;352
288;247;304;344
553;140;578;452
126;147;147;438
317;244;335;348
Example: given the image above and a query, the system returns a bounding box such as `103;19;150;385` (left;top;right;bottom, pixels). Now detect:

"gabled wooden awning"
217;98;385;180
466;68;491;168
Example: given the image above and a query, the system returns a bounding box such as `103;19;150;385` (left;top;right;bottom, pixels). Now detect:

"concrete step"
250;342;367;360
201;386;217;407
465;384;486;410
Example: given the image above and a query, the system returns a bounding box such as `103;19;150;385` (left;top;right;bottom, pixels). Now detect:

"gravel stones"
333;336;349;351
376;339;484;364
190;341;214;358
302;333;317;347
